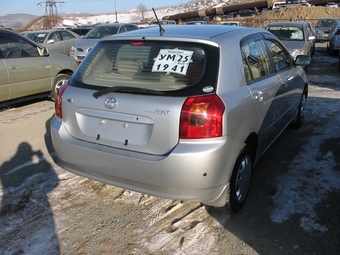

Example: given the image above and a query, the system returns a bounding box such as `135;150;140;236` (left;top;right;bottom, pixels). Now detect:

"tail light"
55;83;69;119
180;94;225;139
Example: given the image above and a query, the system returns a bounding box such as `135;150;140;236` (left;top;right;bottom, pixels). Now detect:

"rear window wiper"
93;86;164;98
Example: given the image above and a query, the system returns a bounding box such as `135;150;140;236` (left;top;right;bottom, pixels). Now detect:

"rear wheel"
220;145;253;214
50;74;71;100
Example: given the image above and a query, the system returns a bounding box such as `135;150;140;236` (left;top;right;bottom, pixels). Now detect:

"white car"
326;2;338;7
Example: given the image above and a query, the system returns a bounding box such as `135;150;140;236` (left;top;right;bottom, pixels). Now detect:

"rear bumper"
316;34;329;42
51;117;243;207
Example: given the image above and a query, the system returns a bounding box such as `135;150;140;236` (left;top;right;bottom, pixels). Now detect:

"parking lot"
0;43;339;255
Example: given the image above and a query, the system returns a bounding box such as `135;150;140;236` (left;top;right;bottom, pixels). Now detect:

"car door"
0;58;10;102
241;34;288;154
264;35;304;128
47;31;65;54
60;31;78;55
2;32;52;100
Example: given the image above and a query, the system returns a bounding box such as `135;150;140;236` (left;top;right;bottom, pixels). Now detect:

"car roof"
319;17;339;20
106;25;262;40
22;29;69;33
268;21;308;26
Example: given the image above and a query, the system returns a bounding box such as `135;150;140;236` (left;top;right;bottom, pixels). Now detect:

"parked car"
0;25;13;31
69;23;139;64
327;20;340;54
325;2;338;7
231;9;257;17
272;1;286;9
266;21;316;60
70;26;94;37
21;29;80;55
51;25;310;214
149;20;176;26
220;21;241;26
0;29;78;105
185;21;207;25
315;17;340;42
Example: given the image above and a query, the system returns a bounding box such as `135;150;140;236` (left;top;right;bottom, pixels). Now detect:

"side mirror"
47;39;55;44
294;55;311;66
37;47;49;56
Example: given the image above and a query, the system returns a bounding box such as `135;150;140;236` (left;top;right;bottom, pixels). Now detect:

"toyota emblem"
104;98;118;109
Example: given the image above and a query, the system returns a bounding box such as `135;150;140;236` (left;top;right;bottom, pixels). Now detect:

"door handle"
254;90;264;102
9;65;18;69
282;76;294;87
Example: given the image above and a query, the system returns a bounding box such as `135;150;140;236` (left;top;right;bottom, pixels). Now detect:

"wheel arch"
49;70;74;99
57;69;74;77
244;132;258;166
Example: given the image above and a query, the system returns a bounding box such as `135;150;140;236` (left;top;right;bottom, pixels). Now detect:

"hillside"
2;1;340;30
244;6;340;28
0;14;37;30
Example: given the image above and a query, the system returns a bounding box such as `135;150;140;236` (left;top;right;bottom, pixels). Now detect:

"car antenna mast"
152;8;165;36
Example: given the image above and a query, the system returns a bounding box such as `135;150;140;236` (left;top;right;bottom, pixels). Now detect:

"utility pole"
114;0;118;23
38;0;64;29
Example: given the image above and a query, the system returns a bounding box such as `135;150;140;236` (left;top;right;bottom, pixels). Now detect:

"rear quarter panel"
48;52;78;76
215;31;259;145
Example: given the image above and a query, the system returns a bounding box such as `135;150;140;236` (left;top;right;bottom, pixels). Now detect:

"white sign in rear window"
152;49;194;75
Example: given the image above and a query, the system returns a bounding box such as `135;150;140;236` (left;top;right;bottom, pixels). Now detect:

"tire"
50;73;71;100
222;145;253;214
291;90;307;128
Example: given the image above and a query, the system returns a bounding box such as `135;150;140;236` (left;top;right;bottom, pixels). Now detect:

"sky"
1;0;189;16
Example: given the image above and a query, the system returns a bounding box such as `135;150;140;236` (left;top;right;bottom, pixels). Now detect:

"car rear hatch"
60;38;220;155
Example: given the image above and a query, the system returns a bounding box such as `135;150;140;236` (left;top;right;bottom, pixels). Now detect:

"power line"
37;1;64;29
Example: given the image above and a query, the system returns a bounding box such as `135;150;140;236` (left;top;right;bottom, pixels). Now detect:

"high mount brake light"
55;83;69;119
130;42;155;46
180;94;225;139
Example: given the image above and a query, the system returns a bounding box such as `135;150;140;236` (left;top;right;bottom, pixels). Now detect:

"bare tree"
137;3;147;22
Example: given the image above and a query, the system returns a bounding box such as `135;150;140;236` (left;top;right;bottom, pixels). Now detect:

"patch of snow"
270;95;340;232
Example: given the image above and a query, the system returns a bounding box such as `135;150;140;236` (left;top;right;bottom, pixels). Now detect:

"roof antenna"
152;8;165;36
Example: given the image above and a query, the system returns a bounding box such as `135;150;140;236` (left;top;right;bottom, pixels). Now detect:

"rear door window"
241;35;273;82
264;39;292;71
75;40;210;92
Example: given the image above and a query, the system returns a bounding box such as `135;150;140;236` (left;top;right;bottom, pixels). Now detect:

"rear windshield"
318;19;338;27
73;40;209;92
267;25;304;41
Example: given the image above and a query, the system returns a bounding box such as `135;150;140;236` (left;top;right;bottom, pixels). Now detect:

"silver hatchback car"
51;25;310;213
